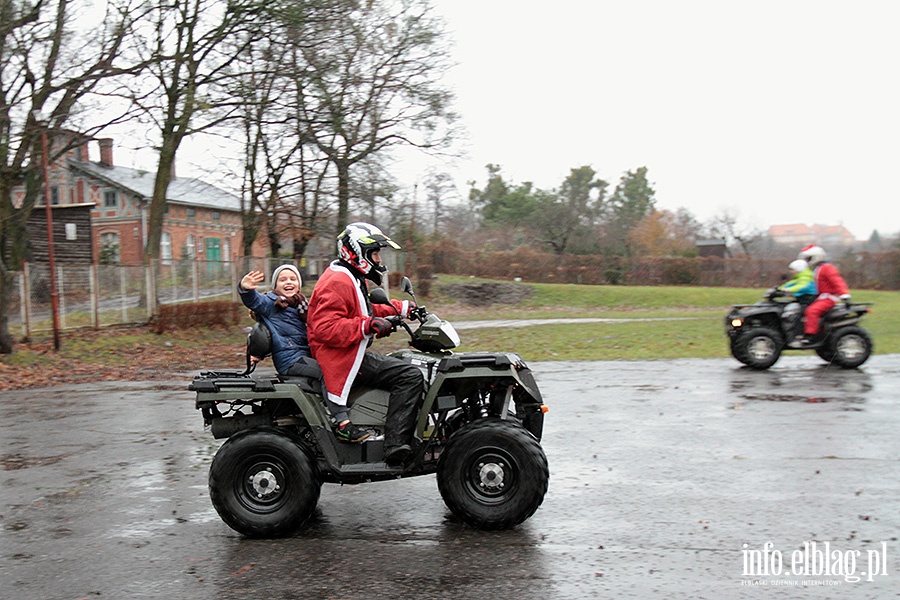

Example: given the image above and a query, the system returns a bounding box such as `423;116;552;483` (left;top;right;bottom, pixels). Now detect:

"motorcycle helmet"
798;245;826;266
788;259;808;273
337;222;401;285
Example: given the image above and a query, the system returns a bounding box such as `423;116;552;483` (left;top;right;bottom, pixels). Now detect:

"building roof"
768;223;811;237
70;160;241;212
768;222;857;243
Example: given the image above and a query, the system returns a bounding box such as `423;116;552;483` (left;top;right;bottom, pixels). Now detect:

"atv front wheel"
732;328;783;370
209;427;320;538
437;419;548;530
828;326;873;369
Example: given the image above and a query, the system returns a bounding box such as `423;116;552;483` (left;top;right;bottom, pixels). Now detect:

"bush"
152;301;246;333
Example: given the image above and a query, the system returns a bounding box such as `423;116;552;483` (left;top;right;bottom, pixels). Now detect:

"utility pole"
38;122;61;350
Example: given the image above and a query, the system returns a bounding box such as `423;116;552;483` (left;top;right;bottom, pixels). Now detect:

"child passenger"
238;265;312;375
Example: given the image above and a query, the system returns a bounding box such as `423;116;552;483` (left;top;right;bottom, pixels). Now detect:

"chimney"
98;138;114;167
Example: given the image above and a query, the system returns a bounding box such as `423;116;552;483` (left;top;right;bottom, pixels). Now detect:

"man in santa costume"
795;245;851;346
307;223;423;465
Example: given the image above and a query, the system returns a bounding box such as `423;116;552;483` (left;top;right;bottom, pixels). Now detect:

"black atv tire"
815;345;835;362
828;326;873;369
437;419;548;530
209;427;320;538
732;327;783;370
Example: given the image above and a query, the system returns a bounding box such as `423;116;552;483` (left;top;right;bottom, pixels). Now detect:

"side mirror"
369;288;391;305
400;276;414;296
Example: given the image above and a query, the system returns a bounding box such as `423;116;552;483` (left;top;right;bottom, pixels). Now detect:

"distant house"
26;204;95;264
767;223;857;247
15;135;266;265
695;239;727;258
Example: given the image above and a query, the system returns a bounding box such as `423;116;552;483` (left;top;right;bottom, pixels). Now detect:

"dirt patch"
439;282;533;307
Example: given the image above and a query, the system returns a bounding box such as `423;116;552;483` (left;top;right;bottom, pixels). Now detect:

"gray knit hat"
270;264;302;289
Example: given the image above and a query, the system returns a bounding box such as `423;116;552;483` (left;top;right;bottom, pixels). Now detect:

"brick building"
767;223;858;247
16;135;266;265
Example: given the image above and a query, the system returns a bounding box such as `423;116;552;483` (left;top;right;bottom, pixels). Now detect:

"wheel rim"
464;448;518;505
836;334;866;360
236;456;288;514
747;336;776;361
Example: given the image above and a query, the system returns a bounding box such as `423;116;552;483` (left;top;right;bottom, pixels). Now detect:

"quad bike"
190;277;549;537
725;287;873;370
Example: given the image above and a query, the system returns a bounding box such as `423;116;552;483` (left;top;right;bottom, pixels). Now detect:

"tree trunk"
144;140;179;265
336;159;350;234
0;163;42;353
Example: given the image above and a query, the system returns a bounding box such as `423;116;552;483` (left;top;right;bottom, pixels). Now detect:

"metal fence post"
192;258;199;302
145;261;156;318
231;260;238;303
57;265;66;329
19;264;30;340
90;263;99;330
120;267;127;322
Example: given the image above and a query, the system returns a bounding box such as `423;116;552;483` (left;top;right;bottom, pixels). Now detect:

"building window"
99;232;120;264
161;232;172;264
185;234;195;259
211;210;221;221
186;206;196;219
103;190;117;208
50;186;60;205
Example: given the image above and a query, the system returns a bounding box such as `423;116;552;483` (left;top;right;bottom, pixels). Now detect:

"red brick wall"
91;204;269;265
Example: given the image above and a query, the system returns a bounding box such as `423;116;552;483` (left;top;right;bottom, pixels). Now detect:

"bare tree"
128;0;266;266
0;0;147;353
293;0;456;234
705;208;764;257
422;170;457;234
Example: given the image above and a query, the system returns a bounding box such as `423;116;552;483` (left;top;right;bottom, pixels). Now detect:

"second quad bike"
190;277;549;537
725;287;873;370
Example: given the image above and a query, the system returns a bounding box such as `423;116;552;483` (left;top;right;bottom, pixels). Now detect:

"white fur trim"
326;263;371;405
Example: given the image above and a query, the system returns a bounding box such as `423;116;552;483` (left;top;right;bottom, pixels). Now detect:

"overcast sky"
120;1;899;241
415;0;900;240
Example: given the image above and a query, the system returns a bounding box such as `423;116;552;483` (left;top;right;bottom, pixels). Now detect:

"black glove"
367;317;393;338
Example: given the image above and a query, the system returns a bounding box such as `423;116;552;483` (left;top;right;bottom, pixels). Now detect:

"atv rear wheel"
732;328;783;370
815;346;835;362
828;326;873;369
437;419;548;530
209;427;320;538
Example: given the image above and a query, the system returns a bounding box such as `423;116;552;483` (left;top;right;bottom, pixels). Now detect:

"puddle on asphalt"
730;393;868;411
739;393;866;404
0;453;67;470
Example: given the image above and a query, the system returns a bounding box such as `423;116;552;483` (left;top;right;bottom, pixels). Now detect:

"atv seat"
279;357;327;398
245;320;329;406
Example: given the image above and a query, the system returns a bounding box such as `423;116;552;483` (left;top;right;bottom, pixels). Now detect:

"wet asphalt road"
2;355;900;599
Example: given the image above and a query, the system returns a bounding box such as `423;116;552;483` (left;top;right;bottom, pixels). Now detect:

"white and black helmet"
798;245;826;267
788;259;808;273
337;222;400;285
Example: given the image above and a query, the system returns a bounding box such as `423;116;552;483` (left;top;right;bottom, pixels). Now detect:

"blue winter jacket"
238;287;309;374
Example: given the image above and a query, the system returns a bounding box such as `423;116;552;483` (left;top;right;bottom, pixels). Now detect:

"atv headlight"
731;318;743;328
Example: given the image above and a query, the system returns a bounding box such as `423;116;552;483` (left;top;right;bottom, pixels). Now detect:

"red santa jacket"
307;262;410;406
813;262;849;301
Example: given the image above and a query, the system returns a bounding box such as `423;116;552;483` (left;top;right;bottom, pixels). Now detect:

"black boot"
383;364;424;464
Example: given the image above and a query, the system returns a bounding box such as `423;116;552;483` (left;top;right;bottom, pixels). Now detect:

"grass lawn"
3;277;897;377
